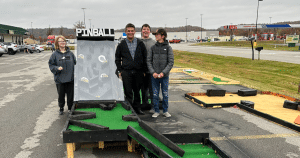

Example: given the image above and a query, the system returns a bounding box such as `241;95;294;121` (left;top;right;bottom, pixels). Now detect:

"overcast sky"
2;0;300;30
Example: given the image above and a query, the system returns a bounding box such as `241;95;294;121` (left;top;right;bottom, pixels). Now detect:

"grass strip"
194;40;299;51
173;50;300;99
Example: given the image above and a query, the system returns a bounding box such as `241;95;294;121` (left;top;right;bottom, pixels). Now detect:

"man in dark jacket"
115;23;147;115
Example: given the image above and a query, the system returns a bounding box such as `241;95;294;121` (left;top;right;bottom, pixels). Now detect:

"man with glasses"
115;23;148;115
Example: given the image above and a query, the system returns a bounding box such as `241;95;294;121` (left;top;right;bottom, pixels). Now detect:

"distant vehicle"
238;37;249;41
27;44;37;53
46;35;56;45
196;39;207;42
214;38;220;41
3;42;19;55
169;39;181;43
187;39;196;42
35;45;44;53
18;44;36;53
68;39;76;44
0;43;8;57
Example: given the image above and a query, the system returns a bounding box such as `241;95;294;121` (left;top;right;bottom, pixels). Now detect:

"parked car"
187;39;197;42
169;39;181;43
27;44;37;53
196;39;208;42
214;38;220;41
35;45;44;53
238;37;249;41
0;43;8;57
3;42;19;55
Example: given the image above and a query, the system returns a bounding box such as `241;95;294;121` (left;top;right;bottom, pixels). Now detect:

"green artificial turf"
178;144;219;158
69;103;138;130
212;77;229;82
67;104;219;157
68;125;89;131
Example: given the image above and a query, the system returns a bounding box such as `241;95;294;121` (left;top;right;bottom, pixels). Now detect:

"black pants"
141;73;153;105
121;70;144;109
56;81;74;111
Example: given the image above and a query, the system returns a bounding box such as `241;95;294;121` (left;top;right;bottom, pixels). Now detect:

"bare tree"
46;27;53;36
73;21;85;29
59;26;64;36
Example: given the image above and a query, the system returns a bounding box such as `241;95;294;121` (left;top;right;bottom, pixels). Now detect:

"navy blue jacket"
48;48;76;84
115;38;147;73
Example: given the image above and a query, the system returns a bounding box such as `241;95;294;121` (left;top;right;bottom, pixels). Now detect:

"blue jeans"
151;76;169;113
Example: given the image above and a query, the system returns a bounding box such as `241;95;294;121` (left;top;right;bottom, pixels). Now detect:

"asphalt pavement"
0;51;141;158
170;42;300;64
1;49;300;158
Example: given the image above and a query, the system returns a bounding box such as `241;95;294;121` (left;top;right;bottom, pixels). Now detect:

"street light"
89;19;92;29
81;8;86;28
255;0;263;40
185;18;188;42
200;14;203;42
31;22;33;38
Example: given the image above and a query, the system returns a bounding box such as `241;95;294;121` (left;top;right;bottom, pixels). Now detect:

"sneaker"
163;112;171;117
68;110;71;114
149;108;155;114
152;112;160;118
59;111;64;115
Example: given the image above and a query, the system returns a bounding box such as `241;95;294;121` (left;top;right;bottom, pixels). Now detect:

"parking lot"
1;48;300;158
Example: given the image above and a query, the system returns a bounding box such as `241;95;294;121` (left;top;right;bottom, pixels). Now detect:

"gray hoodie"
141;38;156;73
140;38;156;55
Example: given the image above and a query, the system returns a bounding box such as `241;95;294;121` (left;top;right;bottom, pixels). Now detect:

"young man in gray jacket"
147;29;174;118
140;24;156;111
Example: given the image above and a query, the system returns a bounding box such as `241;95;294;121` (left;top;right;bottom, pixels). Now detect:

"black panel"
283;100;298;110
63;129;128;143
163;133;209;144
238;89;257;96
240;100;255;109
207;89;226;96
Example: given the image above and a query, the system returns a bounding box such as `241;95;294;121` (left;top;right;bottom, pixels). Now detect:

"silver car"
35;45;44;53
0;43;8;57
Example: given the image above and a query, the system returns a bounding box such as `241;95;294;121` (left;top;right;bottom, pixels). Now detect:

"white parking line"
14;100;60;158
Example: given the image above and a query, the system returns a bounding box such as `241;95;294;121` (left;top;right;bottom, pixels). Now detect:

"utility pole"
200;14;203;42
81;8;86;28
185;18;188;42
31;22;33;39
89;19;92;29
256;0;263;40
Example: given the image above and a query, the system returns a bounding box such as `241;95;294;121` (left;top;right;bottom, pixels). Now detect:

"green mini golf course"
66;103;221;158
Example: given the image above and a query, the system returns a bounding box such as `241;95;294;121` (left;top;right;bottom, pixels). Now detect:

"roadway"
170;42;300;64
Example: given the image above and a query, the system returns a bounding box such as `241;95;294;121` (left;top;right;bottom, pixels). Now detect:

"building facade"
115;30;219;41
0;24;29;45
